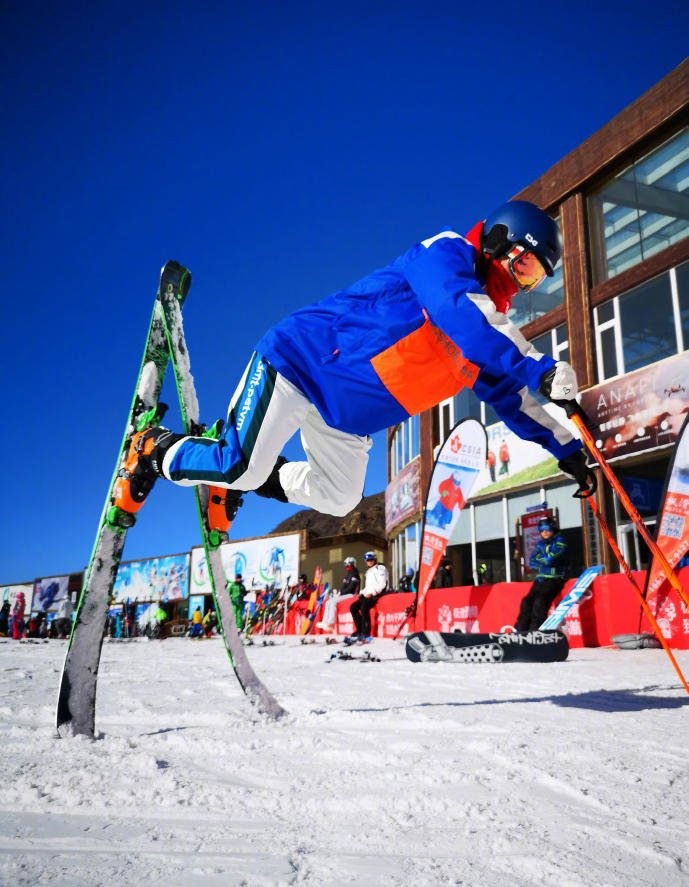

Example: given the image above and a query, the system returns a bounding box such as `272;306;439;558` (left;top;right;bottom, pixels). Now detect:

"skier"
349;552;389;640
190;606;203;638
227;572;247;630
11;592;25;640
55;594;73;639
123;200;594;517
340;557;361;598
0;600;10;637
515;516;569;631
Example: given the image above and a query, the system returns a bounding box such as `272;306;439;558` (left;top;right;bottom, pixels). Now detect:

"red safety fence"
249;568;689;648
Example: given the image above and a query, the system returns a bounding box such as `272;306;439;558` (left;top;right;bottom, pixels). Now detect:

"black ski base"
405;630;569;664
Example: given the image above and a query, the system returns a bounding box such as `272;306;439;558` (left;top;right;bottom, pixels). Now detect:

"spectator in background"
397;567;416;594
477;562;491;585
0;600;11;637
151;604;167;639
340;557;361;599
26;613;39;638
434;557;454;588
227;572;247;630
126;600;136;638
202;607;216;637
11;592;25;640
190;606;203;638
56;595;73;639
349;552;389;640
515;516;568;631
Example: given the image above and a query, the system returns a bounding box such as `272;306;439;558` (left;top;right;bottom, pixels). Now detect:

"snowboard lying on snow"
405;630;569;664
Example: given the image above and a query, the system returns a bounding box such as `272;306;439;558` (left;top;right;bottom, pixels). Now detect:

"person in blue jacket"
516;516;569;631
132;200;594;516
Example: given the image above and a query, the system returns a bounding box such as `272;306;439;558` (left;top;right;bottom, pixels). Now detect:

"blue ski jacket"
530;533;569;580
256;231;580;460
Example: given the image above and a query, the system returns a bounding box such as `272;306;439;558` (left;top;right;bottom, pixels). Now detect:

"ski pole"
392;602;415;641
586;494;689;696
564;402;689;611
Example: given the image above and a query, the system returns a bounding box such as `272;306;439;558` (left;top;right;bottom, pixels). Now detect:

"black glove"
558;450;596;498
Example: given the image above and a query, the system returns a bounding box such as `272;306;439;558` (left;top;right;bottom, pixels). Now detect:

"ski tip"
159;261;192;300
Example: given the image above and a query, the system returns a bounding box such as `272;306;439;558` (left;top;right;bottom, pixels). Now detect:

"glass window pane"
599;326;618;379
453;388;482;424
410;415;419;461
597;300;614;324
619;274;675;373
676;260;689;348
589;128;689;283
532;332;552;358
474;499;503;543
483;402;500;426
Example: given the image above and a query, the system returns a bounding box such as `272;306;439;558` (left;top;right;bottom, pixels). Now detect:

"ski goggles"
506;245;547;293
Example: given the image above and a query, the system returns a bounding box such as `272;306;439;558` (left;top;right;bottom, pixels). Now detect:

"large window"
589;128;689;284
527;324;569;404
391;414;420;476
593;261;687;381
391;520;420;586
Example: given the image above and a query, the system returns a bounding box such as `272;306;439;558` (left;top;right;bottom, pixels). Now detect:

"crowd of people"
0;592;74;641
2;528;575;643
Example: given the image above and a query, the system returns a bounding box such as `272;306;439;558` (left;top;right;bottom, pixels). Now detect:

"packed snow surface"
1;637;688;886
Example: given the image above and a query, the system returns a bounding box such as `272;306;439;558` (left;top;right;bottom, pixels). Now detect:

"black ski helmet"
538;516;558;533
482;200;562;277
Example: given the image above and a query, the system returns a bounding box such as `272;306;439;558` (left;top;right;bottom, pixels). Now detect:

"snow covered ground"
1;636;688;887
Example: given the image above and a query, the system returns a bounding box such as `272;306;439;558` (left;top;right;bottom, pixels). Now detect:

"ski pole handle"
554;398;597;430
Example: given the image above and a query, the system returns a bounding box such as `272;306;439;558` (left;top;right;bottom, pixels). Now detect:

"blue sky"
2;0;687;583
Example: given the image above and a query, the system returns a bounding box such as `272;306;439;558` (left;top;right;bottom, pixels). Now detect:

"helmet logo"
525;232;538;247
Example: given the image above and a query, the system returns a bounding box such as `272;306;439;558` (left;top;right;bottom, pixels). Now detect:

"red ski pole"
565;403;689;611
392;602;416;641
586;495;689;696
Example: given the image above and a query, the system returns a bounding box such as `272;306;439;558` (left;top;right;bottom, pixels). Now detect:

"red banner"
644;414;689;615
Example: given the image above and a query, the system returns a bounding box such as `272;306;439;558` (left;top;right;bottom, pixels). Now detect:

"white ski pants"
163;353;372;517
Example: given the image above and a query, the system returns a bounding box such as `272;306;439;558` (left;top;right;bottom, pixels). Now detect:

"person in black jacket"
341;557;361;597
434;557;454;588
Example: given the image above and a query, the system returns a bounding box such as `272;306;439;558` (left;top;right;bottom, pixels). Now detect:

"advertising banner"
2;583;34;614
113;553;189;603
644;413;689;636
415;418;486;629
472;404;579;496
32;575;69;613
579;351;689;461
385;457;421;534
190;532;301;596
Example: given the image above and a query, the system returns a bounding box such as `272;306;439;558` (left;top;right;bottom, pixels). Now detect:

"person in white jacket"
349;552;389;640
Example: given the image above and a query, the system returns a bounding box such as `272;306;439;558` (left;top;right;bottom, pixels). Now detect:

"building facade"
386;60;689;587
